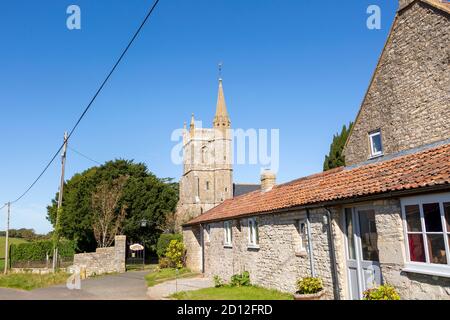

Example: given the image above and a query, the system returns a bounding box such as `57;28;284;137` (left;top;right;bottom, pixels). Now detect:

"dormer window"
369;130;383;158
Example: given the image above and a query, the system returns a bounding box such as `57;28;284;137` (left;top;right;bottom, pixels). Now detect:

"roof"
184;142;450;226
233;184;261;197
415;0;450;14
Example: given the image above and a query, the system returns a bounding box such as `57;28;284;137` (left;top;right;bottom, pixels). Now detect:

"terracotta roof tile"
185;143;450;226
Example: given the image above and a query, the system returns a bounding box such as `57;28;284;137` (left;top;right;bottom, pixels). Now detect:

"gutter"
306;209;316;278
324;207;340;300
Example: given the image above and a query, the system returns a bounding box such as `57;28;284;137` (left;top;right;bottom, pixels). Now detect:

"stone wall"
183;226;202;272
344;2;450;165
184;196;450;300
185;208;339;298
73;235;126;277
371;199;450;300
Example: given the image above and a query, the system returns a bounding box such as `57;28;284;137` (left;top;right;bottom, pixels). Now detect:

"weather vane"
218;62;223;79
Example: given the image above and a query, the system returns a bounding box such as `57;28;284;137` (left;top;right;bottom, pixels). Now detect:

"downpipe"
324;207;341;300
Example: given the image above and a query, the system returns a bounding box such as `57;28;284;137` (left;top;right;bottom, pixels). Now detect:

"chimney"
398;0;415;10
261;170;276;192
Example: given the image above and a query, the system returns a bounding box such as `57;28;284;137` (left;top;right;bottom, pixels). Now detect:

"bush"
158;257;171;269
363;284;400;300
165;240;185;269
230;271;251;287
156;234;182;258
213;275;224;288
296;277;323;294
10;239;75;264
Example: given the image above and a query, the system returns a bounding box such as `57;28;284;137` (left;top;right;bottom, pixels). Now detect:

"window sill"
368;153;384;160
247;245;260;251
223;244;233;249
402;263;450;278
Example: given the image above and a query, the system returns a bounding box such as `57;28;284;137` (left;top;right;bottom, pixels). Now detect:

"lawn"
0;237;28;259
171;285;294;300
145;267;198;287
0;272;69;291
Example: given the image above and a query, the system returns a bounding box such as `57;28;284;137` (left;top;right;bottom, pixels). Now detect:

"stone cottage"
182;0;450;300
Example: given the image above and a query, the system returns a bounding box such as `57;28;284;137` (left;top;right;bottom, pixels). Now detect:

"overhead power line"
6;0;161;205
68;146;102;165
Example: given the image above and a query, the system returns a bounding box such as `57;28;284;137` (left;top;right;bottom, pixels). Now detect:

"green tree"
47;159;178;252
323;122;353;171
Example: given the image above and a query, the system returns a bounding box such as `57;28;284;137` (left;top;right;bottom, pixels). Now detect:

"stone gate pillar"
114;235;126;273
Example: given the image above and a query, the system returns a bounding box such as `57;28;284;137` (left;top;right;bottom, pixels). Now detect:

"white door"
344;207;382;300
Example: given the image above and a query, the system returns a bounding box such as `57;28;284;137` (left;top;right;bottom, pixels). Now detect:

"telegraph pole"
4;202;10;274
53;132;68;271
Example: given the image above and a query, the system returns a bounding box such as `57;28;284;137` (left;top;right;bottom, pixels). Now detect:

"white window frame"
298;219;307;252
368;130;383;158
224;221;232;247
401;193;450;278
248;217;259;248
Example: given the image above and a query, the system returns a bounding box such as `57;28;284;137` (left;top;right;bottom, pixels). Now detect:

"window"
369;130;383;157
298;220;307;252
401;193;450;277
206;181;210;190
248;218;259;247
224;221;232;247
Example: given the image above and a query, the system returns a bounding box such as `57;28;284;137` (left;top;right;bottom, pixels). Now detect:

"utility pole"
53;132;68;272
4;202;10;274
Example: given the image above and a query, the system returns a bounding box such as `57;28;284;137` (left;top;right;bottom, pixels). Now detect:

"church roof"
233;184;261;197
184;142;450;226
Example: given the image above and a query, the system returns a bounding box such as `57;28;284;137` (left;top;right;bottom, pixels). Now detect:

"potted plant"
363;284;400;300
294;277;325;300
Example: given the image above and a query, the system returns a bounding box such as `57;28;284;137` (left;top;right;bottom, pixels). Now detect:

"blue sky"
0;0;397;233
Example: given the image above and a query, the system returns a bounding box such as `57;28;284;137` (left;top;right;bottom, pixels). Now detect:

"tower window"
369;130;383;158
206;181;210;190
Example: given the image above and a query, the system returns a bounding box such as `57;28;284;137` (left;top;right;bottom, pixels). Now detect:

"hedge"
10;239;75;263
156;233;182;258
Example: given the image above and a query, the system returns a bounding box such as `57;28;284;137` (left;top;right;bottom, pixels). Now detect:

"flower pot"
293;290;326;300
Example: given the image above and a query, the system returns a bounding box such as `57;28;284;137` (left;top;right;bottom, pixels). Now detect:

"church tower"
175;77;233;227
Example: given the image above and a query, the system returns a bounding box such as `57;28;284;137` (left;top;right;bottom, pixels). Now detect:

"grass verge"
0;272;69;291
171;285;294;300
145;267;198;287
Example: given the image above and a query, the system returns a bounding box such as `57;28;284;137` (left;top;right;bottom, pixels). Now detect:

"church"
175;77;259;228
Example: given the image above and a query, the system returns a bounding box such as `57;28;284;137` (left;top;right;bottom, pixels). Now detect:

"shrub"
363;284;400;300
213;275;224;288
296;277;323;294
10;239;75;264
230;271;251;287
156;234;182;258
158;257;171;269
165;240;185;269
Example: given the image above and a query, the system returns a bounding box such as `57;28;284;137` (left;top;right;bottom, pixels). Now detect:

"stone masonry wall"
183;226;202;272
372;199;450;300
73;235;126;277
190;208;338;298
344;2;450;165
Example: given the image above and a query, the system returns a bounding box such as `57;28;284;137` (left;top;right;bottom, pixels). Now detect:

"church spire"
213;77;231;129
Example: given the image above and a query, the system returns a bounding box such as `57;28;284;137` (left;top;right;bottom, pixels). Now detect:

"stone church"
182;0;450;300
175;78;259;228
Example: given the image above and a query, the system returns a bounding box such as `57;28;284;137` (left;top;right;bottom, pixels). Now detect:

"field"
0;237;28;259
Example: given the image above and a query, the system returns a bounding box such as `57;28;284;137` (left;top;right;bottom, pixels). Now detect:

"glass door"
345;207;382;299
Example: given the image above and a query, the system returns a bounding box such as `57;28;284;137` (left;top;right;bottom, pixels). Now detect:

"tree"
323;122;353;171
47;159;178;252
91;176;128;248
